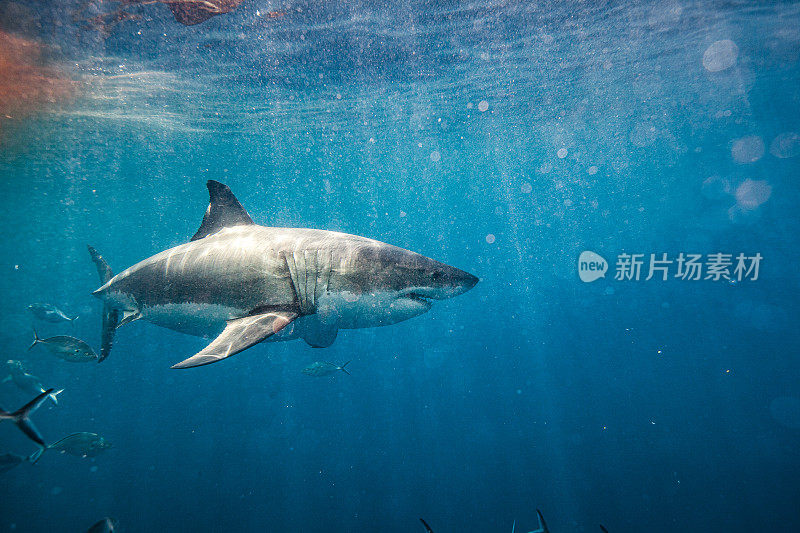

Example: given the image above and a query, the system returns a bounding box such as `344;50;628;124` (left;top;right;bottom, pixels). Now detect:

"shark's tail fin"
600;526;609;532
48;389;64;405
340;361;351;376
11;389;52;423
28;329;41;351
419;518;433;533
88;245;119;363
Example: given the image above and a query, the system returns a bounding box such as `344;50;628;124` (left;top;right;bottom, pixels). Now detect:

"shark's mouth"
406;293;433;305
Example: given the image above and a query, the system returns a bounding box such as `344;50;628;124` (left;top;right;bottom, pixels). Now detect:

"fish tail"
28;329;40;351
70;315;79;322
48;389;64;405
341;360;351;376
27;446;45;464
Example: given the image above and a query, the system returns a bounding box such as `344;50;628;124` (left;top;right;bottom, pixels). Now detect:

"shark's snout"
448;267;479;297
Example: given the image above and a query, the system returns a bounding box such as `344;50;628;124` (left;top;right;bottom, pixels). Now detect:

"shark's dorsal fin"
191;180;255;241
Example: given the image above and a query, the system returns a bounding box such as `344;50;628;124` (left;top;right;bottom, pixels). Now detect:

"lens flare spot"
703;39;738;72
769;132;800;159
735;179;772;210
731;136;765;163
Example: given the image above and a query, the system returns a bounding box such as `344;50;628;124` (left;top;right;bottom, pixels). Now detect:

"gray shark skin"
91;180;478;369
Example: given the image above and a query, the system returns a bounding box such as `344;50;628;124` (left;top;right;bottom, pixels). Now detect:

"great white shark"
90;180;478;369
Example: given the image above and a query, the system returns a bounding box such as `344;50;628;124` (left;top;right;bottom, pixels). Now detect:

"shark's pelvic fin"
171;311;298;369
191;180;255;241
88;245;119;362
303;313;339;348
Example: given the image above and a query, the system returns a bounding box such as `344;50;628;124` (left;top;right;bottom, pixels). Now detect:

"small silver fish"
0;452;26;474
86;517;118;533
48;432;112;458
301;360;351;377
27;303;78;323
4;360;62;404
29;330;99;362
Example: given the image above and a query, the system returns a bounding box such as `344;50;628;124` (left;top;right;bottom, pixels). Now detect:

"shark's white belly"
140;288;429;341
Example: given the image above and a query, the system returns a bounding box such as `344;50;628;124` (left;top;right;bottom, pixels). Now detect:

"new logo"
578;251;608;282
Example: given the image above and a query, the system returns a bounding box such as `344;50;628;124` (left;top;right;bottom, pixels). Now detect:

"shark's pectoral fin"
171;311;298;369
303;314;339;348
191;180;255;241
88;245;118;362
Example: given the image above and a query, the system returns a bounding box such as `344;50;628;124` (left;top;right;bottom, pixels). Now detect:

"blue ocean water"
1;0;800;531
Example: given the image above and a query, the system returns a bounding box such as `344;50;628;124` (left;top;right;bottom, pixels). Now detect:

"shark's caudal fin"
171;311;298;369
191;180;254;241
0;389;53;451
339;361;351;375
600;526;609;532
419;518;433;532
88;246;119;362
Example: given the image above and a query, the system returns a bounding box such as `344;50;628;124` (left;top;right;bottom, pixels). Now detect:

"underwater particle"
557;148;568;159
516;389;522;395
703;39;738;72
769;132;800;158
429;150;441;162
466;102;473;109
648;1;683;28
478;100;489;112
770;397;800;429
731;135;765;163
520;182;532;194
735;179;772;210
51;486;63;496
90;465;98;472
604;287;614;295
587;165;598;175
485;234;496;244
399;211;406;218
629;122;657;147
